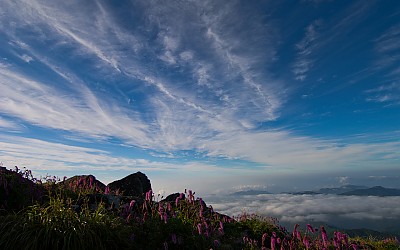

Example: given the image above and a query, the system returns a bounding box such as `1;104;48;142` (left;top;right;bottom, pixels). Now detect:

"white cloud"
365;82;400;105
0;135;200;174
0;135;150;172
19;54;34;63
0;67;150;147
337;176;349;185
208;194;400;232
0;116;19;129
375;24;400;53
0;134;252;193
203;130;400;171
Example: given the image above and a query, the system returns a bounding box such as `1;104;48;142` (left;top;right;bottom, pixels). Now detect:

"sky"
0;0;400;197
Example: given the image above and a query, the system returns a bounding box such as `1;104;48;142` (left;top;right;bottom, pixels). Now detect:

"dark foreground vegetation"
1;166;399;249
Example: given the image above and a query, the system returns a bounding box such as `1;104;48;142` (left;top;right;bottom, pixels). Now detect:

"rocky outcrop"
61;175;106;192
107;172;152;198
161;192;184;203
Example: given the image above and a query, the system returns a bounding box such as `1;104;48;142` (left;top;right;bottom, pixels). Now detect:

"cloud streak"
203;130;400;172
293;20;322;81
0;66;150;146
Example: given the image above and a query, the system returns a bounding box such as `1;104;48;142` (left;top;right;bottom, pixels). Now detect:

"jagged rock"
107;172;151;198
61;175;106;192
161;192;185;203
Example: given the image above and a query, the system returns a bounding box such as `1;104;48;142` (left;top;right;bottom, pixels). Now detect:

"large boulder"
107;172;151;198
61;175;106;192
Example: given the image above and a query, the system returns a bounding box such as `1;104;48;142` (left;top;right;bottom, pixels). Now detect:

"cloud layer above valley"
208;194;400;233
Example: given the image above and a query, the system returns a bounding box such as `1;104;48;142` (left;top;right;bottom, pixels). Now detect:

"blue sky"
0;0;399;195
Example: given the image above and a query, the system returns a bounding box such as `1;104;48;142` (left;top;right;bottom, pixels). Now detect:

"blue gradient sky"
0;0;399;195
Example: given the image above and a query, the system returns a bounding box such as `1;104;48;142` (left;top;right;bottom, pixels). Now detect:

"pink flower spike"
197;223;202;235
129;200;135;209
145;190;153;201
167;202;172;211
271;234;276;250
321;226;328;248
303;236;311;249
262;233;268;246
89;176;93;188
306;224;314;233
163;213;168;224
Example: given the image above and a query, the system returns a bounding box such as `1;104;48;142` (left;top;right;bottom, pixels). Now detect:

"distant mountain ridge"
287;185;400;197
317;185;368;195
339;186;400;196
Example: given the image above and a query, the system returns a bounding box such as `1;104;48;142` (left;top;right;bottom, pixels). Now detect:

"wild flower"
104;186;110;194
303;235;311;249
321;226;329;248
163;213;168;224
129;200;135;209
351;243;359;250
306;224;315;233
218;221;224;235
167;202;171;212
145;190;153;202
342;233;349;247
89;176;94;188
188;190;194;204
197;223;202;235
271;232;277;250
262;232;268;246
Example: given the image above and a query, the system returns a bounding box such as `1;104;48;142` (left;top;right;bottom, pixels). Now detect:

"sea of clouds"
206;194;400;233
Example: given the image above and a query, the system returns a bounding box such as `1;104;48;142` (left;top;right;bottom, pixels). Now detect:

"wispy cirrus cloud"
374;23;400;73
0;66;150;146
0;116;20;130
365;82;400;106
293;20;322;81
0;135;237;173
368;23;400;106
0;0;287;151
